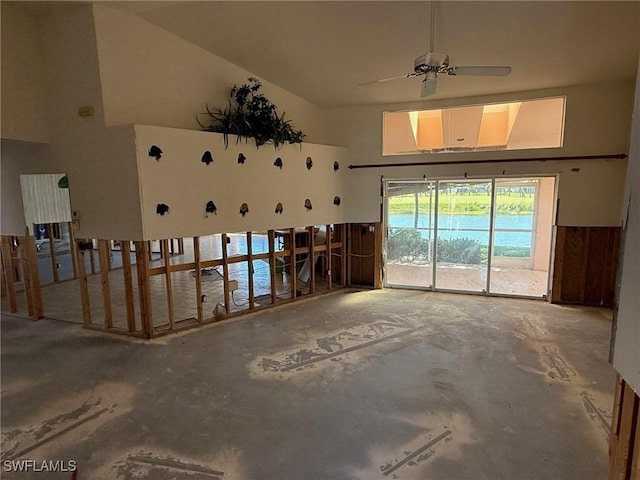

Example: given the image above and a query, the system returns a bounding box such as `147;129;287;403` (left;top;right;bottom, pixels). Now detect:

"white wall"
135;126;348;240
0;3;50;143
0;140;54;236
92;4;333;146
37;4;143;240
612;59;640;393
327;81;634;226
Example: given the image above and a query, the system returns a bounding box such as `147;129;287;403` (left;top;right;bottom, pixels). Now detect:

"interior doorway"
384;176;556;298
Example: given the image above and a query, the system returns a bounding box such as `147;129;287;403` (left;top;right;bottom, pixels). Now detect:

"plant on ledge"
197;77;305;149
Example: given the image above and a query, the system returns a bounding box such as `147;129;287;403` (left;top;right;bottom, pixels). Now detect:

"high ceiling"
99;2;640;107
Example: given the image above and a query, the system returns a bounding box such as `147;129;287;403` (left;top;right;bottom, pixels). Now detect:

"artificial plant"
198;77;305;149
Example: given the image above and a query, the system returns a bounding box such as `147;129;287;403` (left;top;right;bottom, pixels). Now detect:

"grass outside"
389;193;534;215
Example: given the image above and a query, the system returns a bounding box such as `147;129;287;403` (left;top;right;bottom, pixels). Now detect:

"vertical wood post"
193;236;203;322
341;224;347;286
76;246;91;325
162;239;175;330
1;237;18;313
289;228;297;299
69;222;78;279
46;224;59;283
135;241;153;338
374;222;383;288
89;244;96;274
97;240;112;328
247;232;255;309
268;230;277;304
308;226;315;294
25;237;43;319
121;241;136;332
18;241;34;316
221;234;231;314
347;224;352;286
326;224;332;289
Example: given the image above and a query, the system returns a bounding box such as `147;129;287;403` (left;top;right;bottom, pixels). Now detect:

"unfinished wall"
328;81;634;226
0;3;50;144
92;4;333;146
135;126;348;240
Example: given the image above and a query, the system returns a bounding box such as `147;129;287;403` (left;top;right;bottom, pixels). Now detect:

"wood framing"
121;241;136;332
1;236;18;313
221;234;231;314
609;375;640;480
134;241;153;338
24;237;44;319
45;224;59;283
247;232;255;309
341;224;347;286
289;227;297;299
308;226;315;294
89;246;96;274
193;236;204;322
326;224;332;289
162;239;175;330
268;230;277;303
97;240;113;328
69;222;78;279
76;247;91;325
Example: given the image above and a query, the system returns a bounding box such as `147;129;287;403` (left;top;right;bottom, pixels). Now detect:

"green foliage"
387;228;427;260
437;238;483;264
198;77;305;149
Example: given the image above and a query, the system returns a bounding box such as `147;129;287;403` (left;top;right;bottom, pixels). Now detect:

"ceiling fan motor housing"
414;52;450;73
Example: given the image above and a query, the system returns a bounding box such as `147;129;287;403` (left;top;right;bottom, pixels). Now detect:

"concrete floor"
1;289;615;479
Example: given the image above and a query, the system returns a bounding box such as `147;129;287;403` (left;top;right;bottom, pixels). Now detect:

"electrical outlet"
229;280;238;291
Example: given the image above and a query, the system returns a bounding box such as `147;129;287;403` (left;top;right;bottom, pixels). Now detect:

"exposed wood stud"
135;241;153;338
69;222;78;279
162;239;175;330
76;247;91;325
308;226;315;294
289;228;297;299
1;236;18;313
46;224;59;283
341;224;347;286
221;234;231;314
347;224;352;286
89;244;96;274
268;230;277;304
121;241;136;332
609;377;640;480
18;241;34;317
247;232;255;310
551;226;566;303
193;236;203;322
374;222;383;288
24;237;44;319
98;240;113;328
326;224;332;290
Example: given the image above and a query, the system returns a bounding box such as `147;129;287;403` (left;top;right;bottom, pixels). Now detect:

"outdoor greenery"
388;193;534;215
387;228;531;263
198;77;305;149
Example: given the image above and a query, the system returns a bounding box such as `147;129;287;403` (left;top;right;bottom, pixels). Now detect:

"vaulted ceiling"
111;1;640;107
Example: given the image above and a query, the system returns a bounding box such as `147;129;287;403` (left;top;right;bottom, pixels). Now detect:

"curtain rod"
348;153;628;170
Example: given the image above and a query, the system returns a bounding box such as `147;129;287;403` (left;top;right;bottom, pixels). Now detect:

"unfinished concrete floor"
1;289;615;479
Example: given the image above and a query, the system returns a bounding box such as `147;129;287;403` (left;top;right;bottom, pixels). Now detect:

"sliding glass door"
384;181;435;288
384;176;555;298
434;180;492;292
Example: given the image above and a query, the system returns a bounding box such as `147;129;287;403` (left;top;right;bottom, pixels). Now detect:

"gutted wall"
328;81;634;226
0;3;50;143
92;4;333;146
135;126;348;240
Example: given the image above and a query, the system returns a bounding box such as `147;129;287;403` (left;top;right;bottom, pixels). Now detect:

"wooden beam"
76;247;91;325
341;224;348;287
97;240;113;328
193;236;203;322
221;234;231;314
347;223;352;286
374;222;383;288
610;381;640;480
289;227;297;299
89;244;96;274
25;237;43;319
162;239;175;330
1;236;18;313
308;226;315;294
326;225;332;290
46;224;59;283
551;226;565;303
247;232;255;309
268;230;277;304
135;241;153;338
121;241;136;332
18;241;34;316
69;222;78;279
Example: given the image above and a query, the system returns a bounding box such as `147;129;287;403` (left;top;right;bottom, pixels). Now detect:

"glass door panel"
435;180;491;292
384;181;435;288
489;177;554;297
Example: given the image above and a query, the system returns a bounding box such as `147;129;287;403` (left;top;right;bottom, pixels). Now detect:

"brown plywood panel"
585;227;609;305
560;227;588;303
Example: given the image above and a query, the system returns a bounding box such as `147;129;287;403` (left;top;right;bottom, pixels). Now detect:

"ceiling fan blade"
358;72;422;86
421;77;438;97
447;66;512;76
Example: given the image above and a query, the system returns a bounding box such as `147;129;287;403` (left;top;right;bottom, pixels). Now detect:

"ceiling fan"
360;2;511;97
